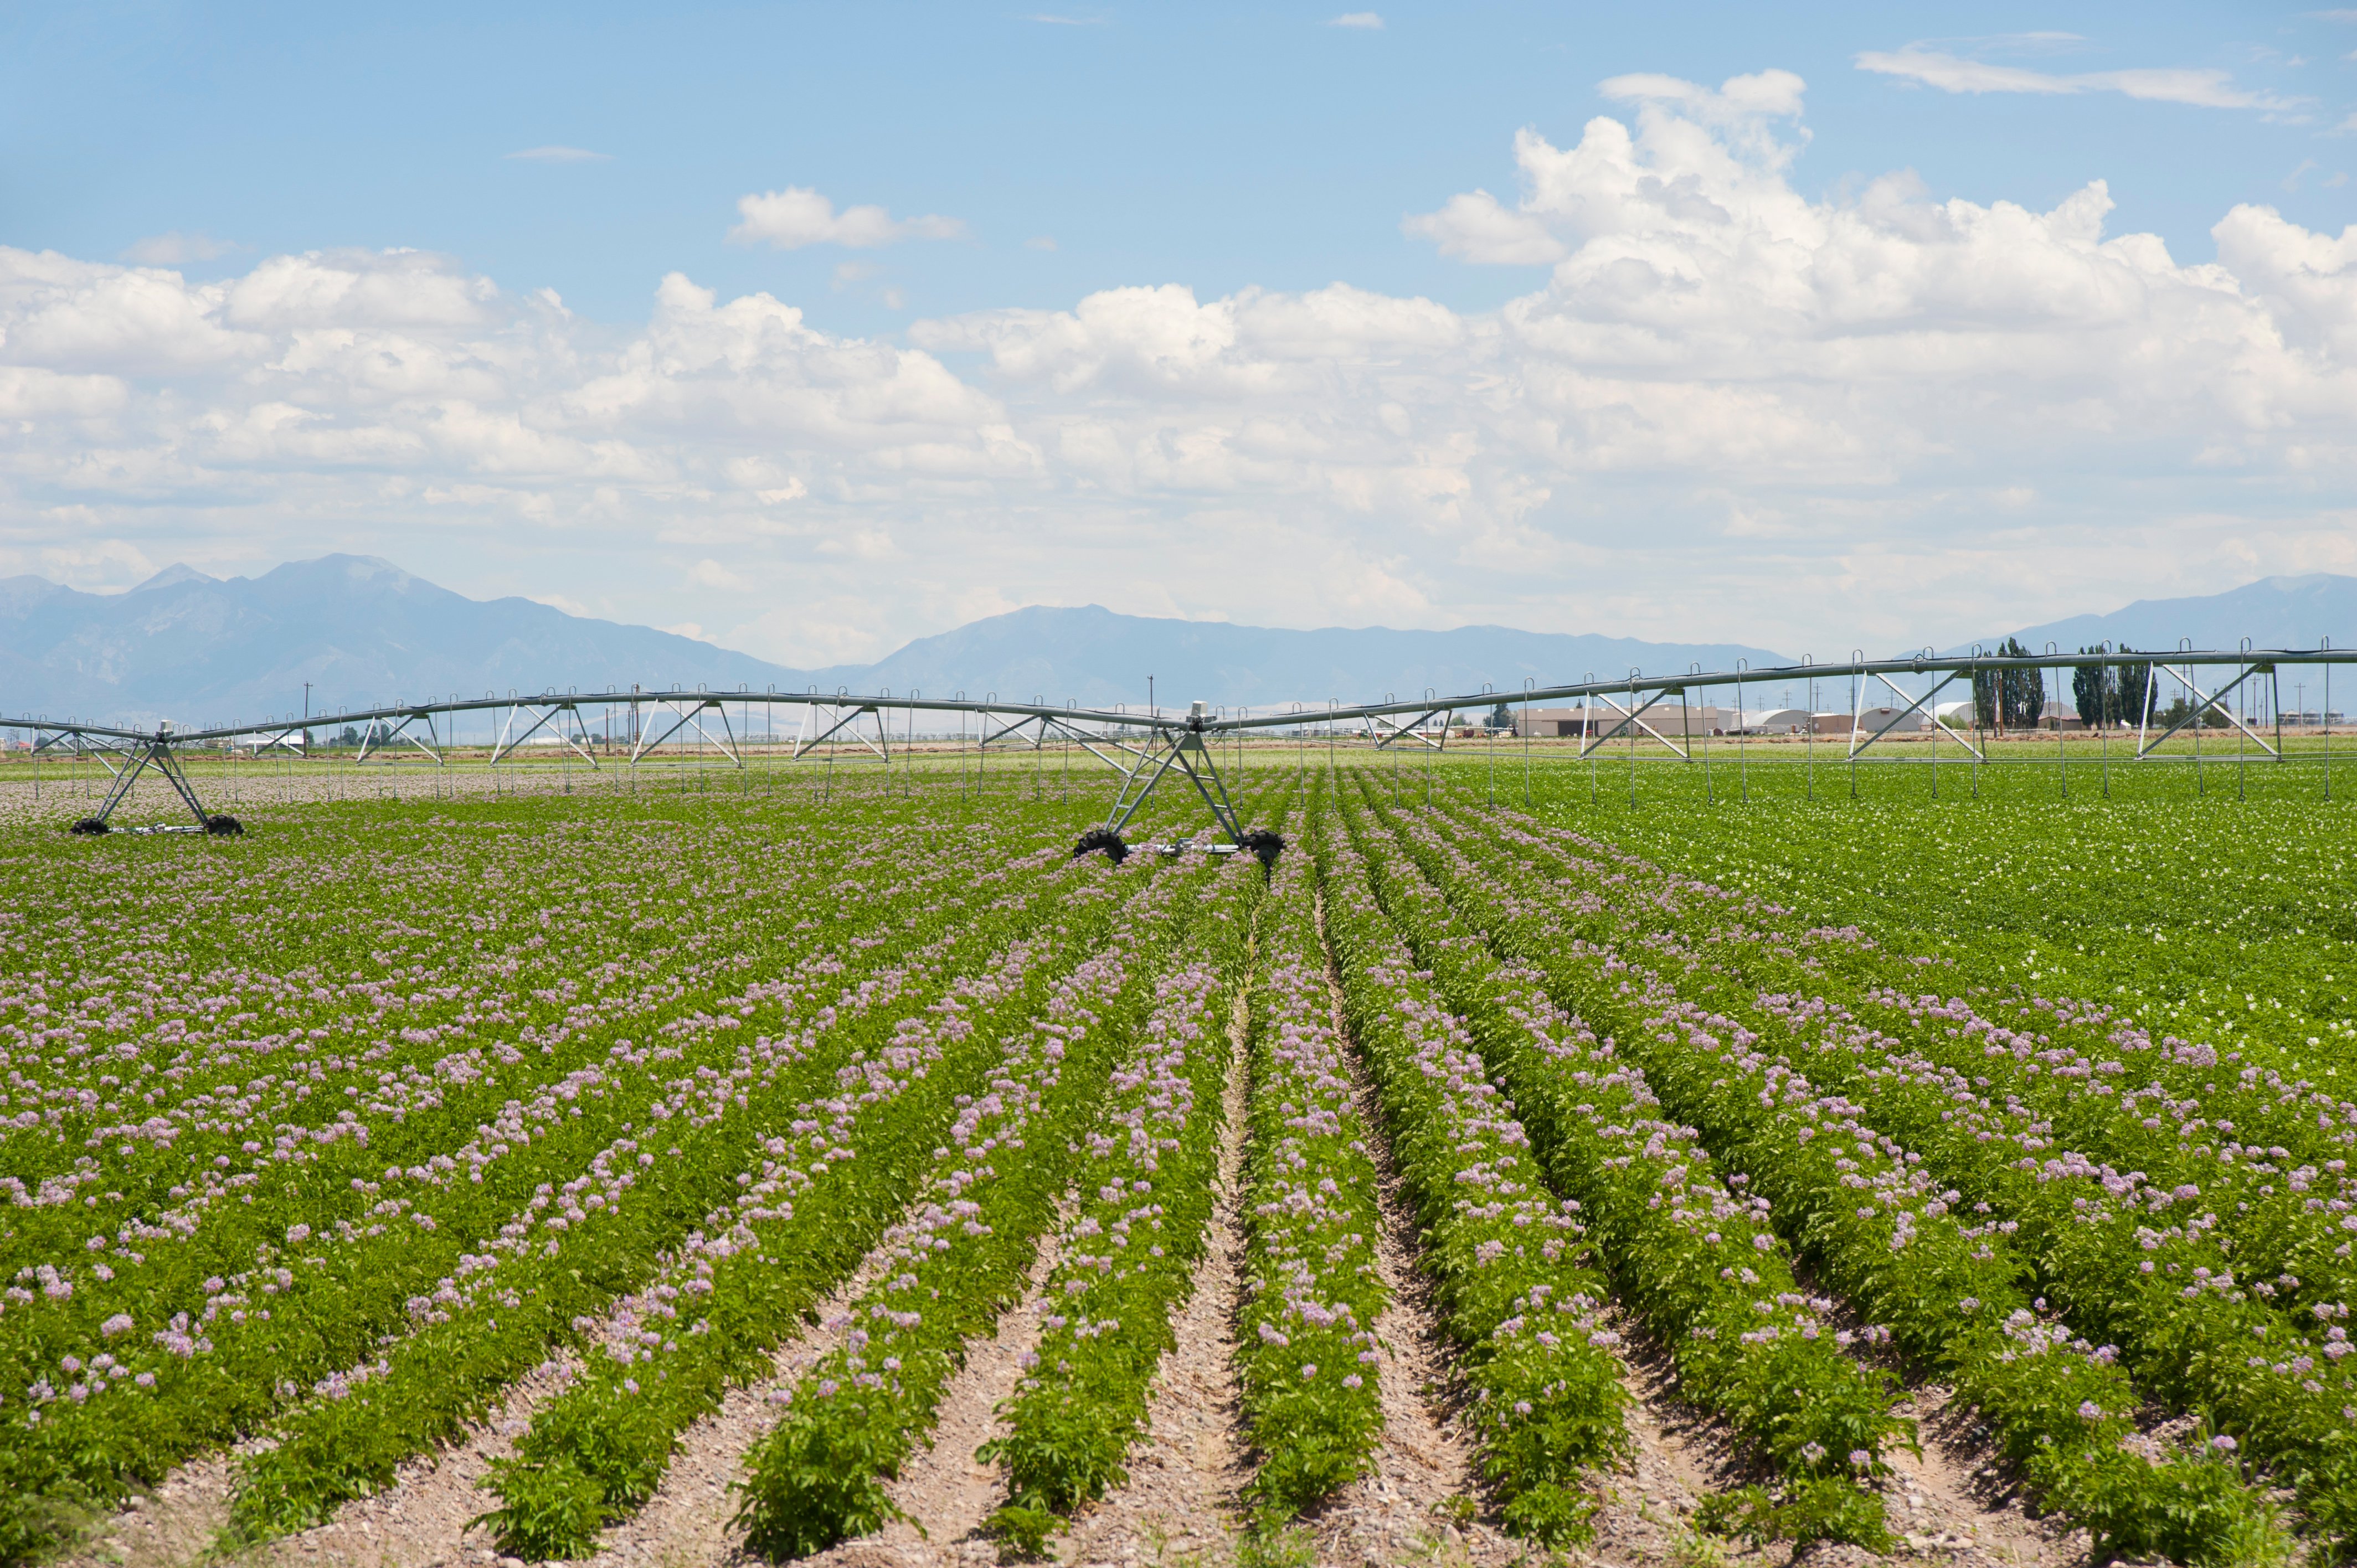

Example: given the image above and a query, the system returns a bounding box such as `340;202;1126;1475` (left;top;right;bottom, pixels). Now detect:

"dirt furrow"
1052;985;1257;1568
56;1452;237;1568
250;1357;578;1568
1311;906;1521;1568
55;1355;576;1568
1885;1385;2090;1568
792;1229;1067;1568
584;1245;907;1568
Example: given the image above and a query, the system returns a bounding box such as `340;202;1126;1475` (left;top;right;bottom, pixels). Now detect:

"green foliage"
1391;781;2323;1559
733;1384;918;1560
979;862;1260;1527
730;855;1234;1558
466;1456;610;1562
0;776;1274;1564
1496;1479;1601;1548
984;1497;1064;1559
1316;812;1631;1544
1342;785;1904;1550
1233;838;1389;1523
1694;1476;1892;1555
1972;636;2049;730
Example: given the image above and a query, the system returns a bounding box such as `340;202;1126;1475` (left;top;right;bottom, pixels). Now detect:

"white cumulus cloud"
728;187;966;250
9;72;2357;664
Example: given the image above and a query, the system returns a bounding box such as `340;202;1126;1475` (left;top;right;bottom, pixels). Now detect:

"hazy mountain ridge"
799;605;1788;711
0;555;1791;726
2;554;2349;728
1987;575;2357;656
0;556;792;726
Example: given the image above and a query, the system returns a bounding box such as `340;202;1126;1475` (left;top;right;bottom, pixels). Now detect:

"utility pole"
302;682;312;755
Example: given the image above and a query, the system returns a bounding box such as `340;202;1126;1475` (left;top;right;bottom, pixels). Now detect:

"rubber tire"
1238;827;1285;868
204;814;244;836
69;817;109;836
1073;826;1129;865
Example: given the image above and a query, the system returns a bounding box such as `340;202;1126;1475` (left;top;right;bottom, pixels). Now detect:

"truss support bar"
1037;716;1141;776
1847;669;1967;760
794;704;888;761
980;712;1050;750
491;704;557;766
1367;709;1447;750
89;743;156;822
41;730;136;775
2136;663;2278;760
149;743;215;828
79;735;219;829
399;713;444;766
1047;719;1156;768
631;700;742;766
354;713;433;765
1579;687;1687;759
1102;729;1245;844
490;704;598;768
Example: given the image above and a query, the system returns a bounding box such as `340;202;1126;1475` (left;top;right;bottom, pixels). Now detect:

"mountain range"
1;554;2350;728
1991;574;2357;657
0;556;788;729
0;555;1787;726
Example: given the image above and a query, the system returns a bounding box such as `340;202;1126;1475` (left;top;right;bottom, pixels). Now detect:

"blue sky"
3;2;2355;666
11;2;2347;331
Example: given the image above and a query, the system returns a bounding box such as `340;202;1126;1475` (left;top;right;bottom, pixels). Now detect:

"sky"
3;1;2355;667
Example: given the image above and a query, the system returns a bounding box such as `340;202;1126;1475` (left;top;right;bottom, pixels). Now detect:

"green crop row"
731;857;1213;1560
1469;804;2357;1545
1324;785;1906;1552
980;864;1259;1553
229;845;1115;1543
3;803;1069;1564
1233;828;1388;1524
1312;812;1631;1546
1366;795;2282;1563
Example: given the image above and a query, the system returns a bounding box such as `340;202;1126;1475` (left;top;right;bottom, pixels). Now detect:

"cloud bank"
6;70;2357;667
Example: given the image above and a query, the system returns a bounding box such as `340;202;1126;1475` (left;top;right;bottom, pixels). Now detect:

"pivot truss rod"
1078;702;1282;868
59;726;242;837
5;643;2350;845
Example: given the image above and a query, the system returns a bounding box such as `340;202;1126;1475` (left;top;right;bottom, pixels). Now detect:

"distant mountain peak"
127;563;220;594
268;554;421;589
1990;571;2357;657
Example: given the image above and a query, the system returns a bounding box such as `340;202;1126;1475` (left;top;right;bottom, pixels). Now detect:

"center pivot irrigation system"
4;643;2351;858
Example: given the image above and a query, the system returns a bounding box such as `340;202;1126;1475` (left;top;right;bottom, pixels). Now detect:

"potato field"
4;758;2355;1568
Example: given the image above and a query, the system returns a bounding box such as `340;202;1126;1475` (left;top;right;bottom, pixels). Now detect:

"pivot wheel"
205;814;244;836
69;818;109;836
1238;827;1285;868
1073;826;1129;865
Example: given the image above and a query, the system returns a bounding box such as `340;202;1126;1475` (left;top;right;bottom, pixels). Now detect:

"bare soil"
56;1357;575;1568
47;901;2099;1568
1309;972;1522;1568
1051;986;1258;1568
584;1246;909;1568
786;1231;1066;1568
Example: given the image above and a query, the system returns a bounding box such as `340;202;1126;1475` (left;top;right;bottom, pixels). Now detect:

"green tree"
1972;637;2047;731
2071;648;2109;729
2113;649;2153;729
